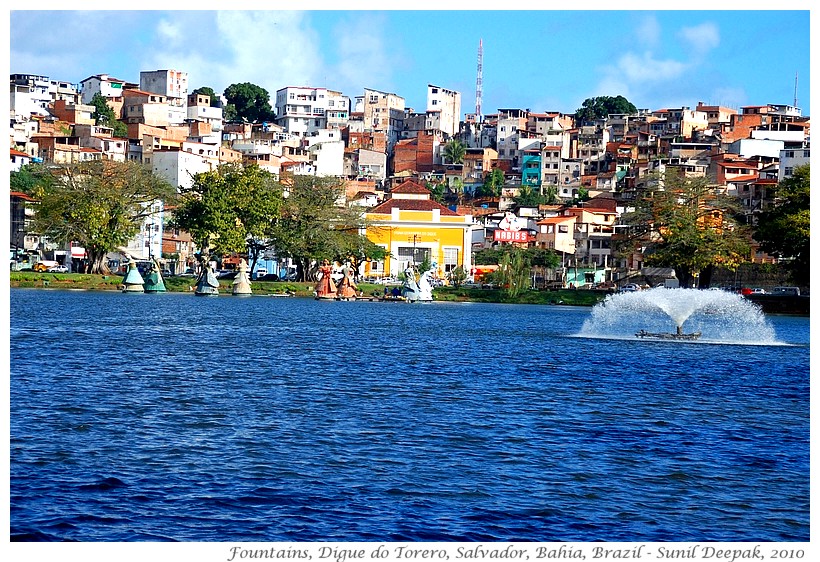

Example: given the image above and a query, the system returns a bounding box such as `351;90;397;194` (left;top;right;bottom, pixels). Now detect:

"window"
558;225;568;233
443;248;458;272
398;247;430;264
432;100;438;106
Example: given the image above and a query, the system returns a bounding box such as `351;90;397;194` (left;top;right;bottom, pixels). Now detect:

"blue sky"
9;8;812;117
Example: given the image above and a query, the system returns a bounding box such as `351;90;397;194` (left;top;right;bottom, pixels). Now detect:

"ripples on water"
9;289;810;542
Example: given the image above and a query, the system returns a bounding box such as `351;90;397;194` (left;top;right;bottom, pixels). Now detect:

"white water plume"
579;288;780;345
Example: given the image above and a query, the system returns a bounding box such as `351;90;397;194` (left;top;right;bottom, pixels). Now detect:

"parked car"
33;261;59;272
750;288;766;294
47;265;69;273
772;286;800;296
619;283;641;292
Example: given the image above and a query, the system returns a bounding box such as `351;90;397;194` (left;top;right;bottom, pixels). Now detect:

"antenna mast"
475;38;483;123
794;72;798;108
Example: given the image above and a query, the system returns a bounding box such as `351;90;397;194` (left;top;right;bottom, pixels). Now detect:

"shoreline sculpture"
194;255;220;296
315;259;337;300
232;259;252;296
401;265;421;302
417;270;434;302
143;259;167;293
336;261;358;301
121;257;145;293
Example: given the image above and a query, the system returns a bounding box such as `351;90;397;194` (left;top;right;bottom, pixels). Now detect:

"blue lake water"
9;288;810;542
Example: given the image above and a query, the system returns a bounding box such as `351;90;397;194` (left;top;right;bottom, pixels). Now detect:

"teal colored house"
521;152;541;188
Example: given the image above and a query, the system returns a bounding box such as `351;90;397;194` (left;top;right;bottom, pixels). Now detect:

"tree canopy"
16;161;176;273
617;169;750;287
575;95;637;124
442;139;466;164
192;86;221;107
266;174;386;281
89;93;128;137
513;184;548;207
475;168;505;198
753;164;810;286
222;82;277;123
170;164;282;263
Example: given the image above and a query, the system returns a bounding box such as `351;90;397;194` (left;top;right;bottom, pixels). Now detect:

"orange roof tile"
370;198;461;216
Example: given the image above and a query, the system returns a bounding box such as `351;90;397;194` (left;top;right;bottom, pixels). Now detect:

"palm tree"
443;139;466;165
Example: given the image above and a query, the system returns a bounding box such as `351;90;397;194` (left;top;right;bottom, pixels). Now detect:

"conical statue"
314;259;337;300
336;261;358;300
232;259;252;296
194;255;220;296
122;257;145;293
143;259;167;293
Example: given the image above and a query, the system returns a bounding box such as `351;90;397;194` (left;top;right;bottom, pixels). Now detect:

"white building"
152;147;217;191
426;84;461;137
10;74;52;118
186;92;223;145
140;69;189;125
79;74;130;105
778;147;810;183
275;86;350;137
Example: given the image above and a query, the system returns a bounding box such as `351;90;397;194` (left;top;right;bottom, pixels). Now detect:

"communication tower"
475;39;483;123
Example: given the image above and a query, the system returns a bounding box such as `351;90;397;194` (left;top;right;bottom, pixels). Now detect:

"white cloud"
613;51;689;83
155;19;183;47
678;22;720;55
635;14;661;49
330;14;396;96
143;11;324;97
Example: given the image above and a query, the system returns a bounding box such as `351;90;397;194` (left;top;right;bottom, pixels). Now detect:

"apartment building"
778;146;810;183
187;92;223;144
356;88;406;151
496;108;528;169
426;84;461;137
275;86;350;137
79;73;134;105
140;69;188;125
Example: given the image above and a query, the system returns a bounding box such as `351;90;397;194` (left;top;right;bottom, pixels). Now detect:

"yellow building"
364;180;474;278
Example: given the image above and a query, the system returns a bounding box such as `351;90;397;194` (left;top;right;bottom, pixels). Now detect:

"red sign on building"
494;230;530;243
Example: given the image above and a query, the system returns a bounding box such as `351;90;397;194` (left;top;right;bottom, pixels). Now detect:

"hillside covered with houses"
9;69;811;290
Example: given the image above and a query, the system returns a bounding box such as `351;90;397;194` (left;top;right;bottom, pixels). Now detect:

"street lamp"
408;234;419;266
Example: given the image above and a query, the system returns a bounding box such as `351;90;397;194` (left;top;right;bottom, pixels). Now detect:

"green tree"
267;174;377;281
192;86;221;107
476;245;559;296
442;139;466;164
170;164;282;265
89;93;128;137
513;184;547;207
223;82;277;123
426;181;446;203
20;160;176;273
753;164;810;286
449;176;465;205
447;265;468;288
575;95;638;124
475;168;505;198
543;184;560;204
617;169;750;287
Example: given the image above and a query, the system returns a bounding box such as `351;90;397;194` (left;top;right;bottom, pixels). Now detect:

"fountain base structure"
580;287;779;345
636;326;701;341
